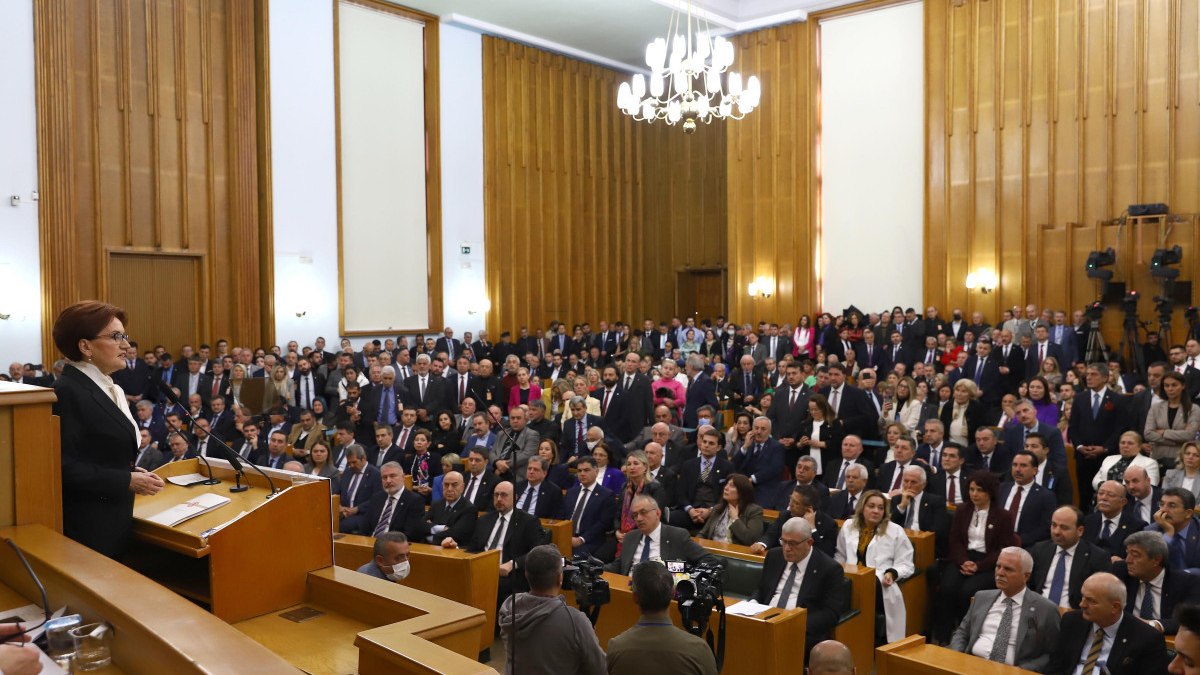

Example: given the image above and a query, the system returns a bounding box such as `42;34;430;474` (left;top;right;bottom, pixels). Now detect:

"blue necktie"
1099;519;1113;542
1092;392;1101;418
1140;581;1155;619
640;536;652;562
1048;549;1068;605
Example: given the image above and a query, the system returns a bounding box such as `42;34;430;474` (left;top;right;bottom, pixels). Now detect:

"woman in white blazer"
834;489;915;643
1163;442;1200;502
1144;372;1200;462
1092;431;1161;490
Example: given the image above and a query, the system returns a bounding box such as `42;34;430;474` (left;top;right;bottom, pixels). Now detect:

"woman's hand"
882;571;896;587
727;503;739;520
129;468;165;496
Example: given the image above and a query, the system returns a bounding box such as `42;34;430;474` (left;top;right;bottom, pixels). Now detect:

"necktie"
974;358;984;381
576;422;585;451
1039;343;1045;365
891;466;903;490
520;486;534;512
301;376;310;408
1049;549;1069;606
830;388;840;414
571;487;590;533
775;563;799;608
846;494;857;518
399;427;410;450
465;475;477;503
927;350;933;364
420;377;427;401
987;598;1016;662
745;374;752;395
836;461;849;489
1140;581;1155;619
625;375;633;390
789;389;798;407
1081;627;1105;674
1006;488;1024;525
1099;519;1113;542
640;535;653;562
459;377;467;404
948;474;957;503
373;496;396;537
904;502;916;529
383;388;396;425
700;459;712;482
488;515;507;550
602;389;612;415
1092;392;1101;417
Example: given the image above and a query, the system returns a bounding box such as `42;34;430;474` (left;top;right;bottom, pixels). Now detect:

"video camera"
667;560;727;670
563;556;610;625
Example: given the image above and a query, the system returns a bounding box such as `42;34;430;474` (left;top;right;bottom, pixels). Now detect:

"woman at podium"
51;301;165;557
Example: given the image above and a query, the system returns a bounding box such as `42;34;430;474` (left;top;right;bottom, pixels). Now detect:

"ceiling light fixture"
616;1;761;133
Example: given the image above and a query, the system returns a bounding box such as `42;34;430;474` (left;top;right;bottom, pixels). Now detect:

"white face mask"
385;560;410;582
585;440;599;451
697;417;712;427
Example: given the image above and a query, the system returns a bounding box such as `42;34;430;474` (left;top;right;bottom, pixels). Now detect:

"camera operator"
606;561;718;675
497;544;606;675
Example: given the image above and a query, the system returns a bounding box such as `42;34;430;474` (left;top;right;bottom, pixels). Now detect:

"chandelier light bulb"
632;74;646;99
728;72;742;96
649;74;665;97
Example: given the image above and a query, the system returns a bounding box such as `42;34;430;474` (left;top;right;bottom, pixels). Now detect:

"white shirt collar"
71;361;139;436
998;586;1027;607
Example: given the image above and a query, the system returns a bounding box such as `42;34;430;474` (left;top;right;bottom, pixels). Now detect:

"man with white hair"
755;517;846;659
826;463;868;520
1048;571;1170;674
403;353;446;415
950;546;1060;669
890;465;949;551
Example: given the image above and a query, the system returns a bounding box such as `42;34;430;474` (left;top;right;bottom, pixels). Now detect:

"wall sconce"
747;277;774;298
964;270;998;294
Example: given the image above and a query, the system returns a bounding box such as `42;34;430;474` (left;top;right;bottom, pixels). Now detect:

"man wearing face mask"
357;531;411;582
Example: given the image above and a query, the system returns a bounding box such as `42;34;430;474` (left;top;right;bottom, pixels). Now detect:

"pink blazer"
507;384;543;413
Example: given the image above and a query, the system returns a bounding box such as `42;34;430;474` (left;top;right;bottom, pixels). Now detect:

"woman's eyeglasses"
93;332;131;344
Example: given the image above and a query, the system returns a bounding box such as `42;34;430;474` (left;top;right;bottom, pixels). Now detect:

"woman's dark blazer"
54;364;140;558
947;502;1017;571
939;398;987;446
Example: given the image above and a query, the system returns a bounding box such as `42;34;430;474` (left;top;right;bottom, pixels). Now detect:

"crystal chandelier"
616;2;761;133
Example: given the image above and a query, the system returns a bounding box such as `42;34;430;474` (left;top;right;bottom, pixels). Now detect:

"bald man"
1047;572;1169;674
423;471;477;545
807;640;855;675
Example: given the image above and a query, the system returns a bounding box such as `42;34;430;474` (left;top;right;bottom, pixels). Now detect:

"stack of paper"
726;599;773;616
145;493;231;527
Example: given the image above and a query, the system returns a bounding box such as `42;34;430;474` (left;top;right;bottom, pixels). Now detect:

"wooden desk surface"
0;524;298;674
237;600;370;675
877;635;1034;675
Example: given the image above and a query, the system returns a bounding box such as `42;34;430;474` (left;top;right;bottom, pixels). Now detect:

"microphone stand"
466;387;520;482
157;380;279;498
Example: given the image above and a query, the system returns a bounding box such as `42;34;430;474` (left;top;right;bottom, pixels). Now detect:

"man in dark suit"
644;442;679;508
368;424;405;469
1023;432;1074;506
681;356;718;429
1114;531;1200;635
453;481;545;594
561;456;617;560
1049;311;1079;366
1047;573;1171;675
1085;480;1148;560
172;356;205;402
1025;325;1067;379
462;448;499;511
820;363;879;441
854;331;886;373
1069;362;1131;508
882;330;910;375
964;426;1013;478
825;463;870;520
403;354;447;416
549;327;576;359
1148;487;1200;573
470;331;493;363
292;358;326;411
915;335;945;374
824;434;876;492
616;354;654;443
961;338;1004;407
112;341;155;407
433;328;463;362
606;493;717;575
593;365;636;444
988;329;1024;397
668;427;734;530
1028;505;1113;610
890;465;950;557
355;462;426;541
1005;399;1068;470
771;456;829;512
513;457;563;520
1000;450;1059;549
593;321;619;359
561;398;606;462
729;355;763;411
767;362;812;450
444;356;476;412
928;443;970;508
878;436;930;496
752;484;838;558
755;517;846;657
198;360;230;408
423;471;477;545
731;416;787;508
252;430;291;469
1122;465;1161;526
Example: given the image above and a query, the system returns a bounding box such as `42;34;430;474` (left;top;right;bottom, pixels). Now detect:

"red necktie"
1008;486;1023;519
892;467;903;490
399;427;410;449
948;476;956;503
212;377;219;398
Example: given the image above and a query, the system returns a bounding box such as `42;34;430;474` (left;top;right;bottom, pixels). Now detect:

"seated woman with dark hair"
933;469;1017;644
697;473;764;546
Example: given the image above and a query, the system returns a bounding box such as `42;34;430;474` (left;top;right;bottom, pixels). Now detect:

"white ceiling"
391;0;865;72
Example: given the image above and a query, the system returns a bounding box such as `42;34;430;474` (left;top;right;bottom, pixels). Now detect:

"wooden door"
676;270;726;324
108;253;204;354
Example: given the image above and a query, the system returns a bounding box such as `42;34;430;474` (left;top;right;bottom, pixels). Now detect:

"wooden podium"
131;459;496;674
877;635;1036;674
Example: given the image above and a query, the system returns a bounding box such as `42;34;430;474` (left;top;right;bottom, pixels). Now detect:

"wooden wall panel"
35;0;267;361
927;0;1200;341
481;37;726;335
726;21;814;322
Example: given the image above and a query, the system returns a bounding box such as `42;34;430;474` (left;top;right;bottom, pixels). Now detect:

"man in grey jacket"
949;546;1060;671
497;544;605;675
